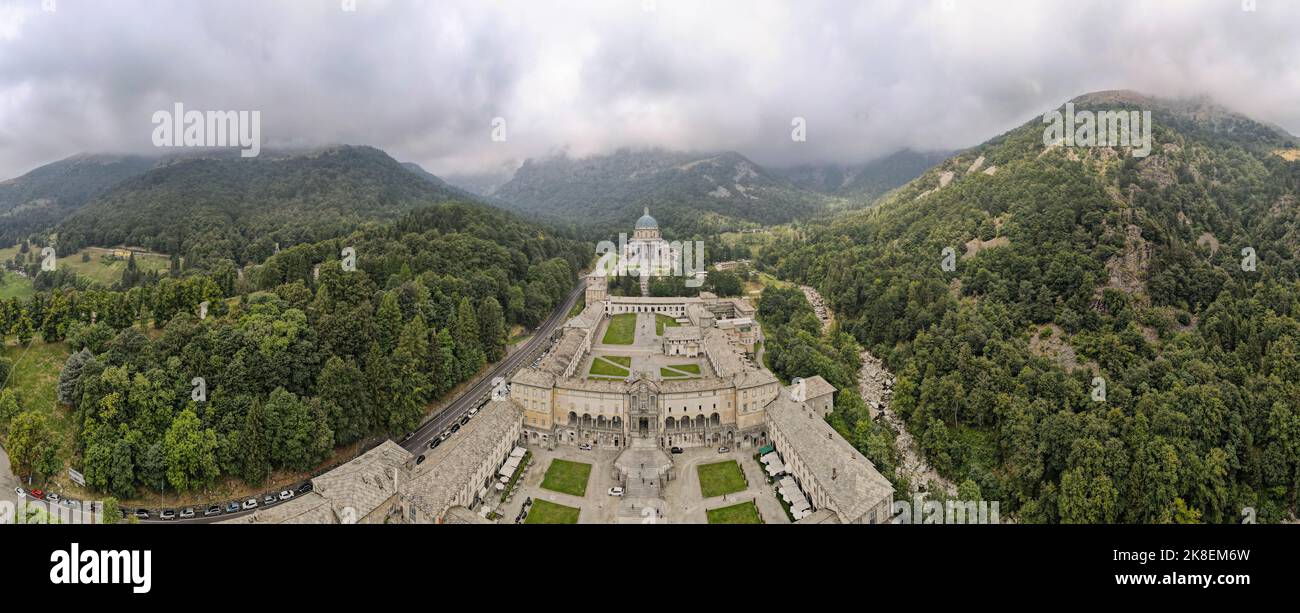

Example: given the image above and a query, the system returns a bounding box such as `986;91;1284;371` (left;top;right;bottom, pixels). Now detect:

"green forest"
0;199;588;499
759;97;1300;523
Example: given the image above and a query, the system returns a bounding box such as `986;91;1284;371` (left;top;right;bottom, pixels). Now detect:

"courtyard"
500;443;790;524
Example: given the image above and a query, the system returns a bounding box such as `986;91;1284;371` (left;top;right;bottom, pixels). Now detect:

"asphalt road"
125;279;585;524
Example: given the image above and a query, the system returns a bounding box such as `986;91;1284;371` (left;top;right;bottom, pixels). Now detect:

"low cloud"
1;0;1297;179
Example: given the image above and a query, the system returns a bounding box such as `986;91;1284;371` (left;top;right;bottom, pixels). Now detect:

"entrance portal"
638;417;649;436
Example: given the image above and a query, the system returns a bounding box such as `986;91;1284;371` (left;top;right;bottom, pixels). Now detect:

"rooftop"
404;399;523;522
765;390;893;522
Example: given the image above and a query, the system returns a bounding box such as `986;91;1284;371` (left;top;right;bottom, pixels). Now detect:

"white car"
241;498;258;510
608;486;624;497
278;490;295;501
578;443;592;451
14;487;25;498
47;493;60;503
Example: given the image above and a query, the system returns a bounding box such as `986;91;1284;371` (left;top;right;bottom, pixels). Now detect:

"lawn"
0;270;34;300
655;313;679;335
601;313;636;345
524;499;581;524
1;340;74;466
540;459;592;497
0;244;172;288
660;366;700;379
706;500;763;524
589;356;631;377
697;460;748;498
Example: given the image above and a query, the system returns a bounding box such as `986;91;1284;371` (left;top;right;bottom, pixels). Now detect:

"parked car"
439;430;452;441
160;509;176;520
459;414;471;426
670;446;685;454
608;486;625;497
134;509;150;520
241;498;258;510
263;494;277;506
47;493;60;503
416;454;426;465
402;431;414;442
429;438;442;449
468;406;479;417
278;490;295;501
226;501;241;513
14;487;24;498
297;482;314;495
717;446;730;453
450;423;461;433
30;489;44;500
204;505;223;517
179;507;195;519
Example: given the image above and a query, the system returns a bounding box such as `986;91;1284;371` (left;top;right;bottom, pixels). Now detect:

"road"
124;278;585;524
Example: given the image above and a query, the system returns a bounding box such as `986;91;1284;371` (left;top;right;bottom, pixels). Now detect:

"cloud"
0;0;1297;179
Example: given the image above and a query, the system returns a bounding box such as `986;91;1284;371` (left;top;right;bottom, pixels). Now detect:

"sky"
0;0;1298;180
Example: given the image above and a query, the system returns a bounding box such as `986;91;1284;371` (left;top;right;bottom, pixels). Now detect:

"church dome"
635;207;658;229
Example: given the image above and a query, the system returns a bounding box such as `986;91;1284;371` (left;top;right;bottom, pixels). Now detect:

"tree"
317;356;370;445
477;296;507;362
375;292;403;354
453;297;485;379
163;408;219;492
57;348;94;408
238;401;270;484
262;387;332;472
100;497;124;525
7;411;61;482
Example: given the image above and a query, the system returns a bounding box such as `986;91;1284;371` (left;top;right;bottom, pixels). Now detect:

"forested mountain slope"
761;91;1300;523
491;149;833;234
55;146;482;268
772;149;951;204
0;153;157;247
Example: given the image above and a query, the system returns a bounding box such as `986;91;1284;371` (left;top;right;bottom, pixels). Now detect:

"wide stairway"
614;437;672;524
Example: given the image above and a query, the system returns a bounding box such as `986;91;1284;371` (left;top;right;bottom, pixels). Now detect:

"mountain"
490;149;834;235
56;146;488;267
772;149;952;202
441;168;516;198
0;153;157;246
761;90;1300;523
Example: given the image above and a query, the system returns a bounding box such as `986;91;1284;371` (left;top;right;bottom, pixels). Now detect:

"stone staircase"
614;437;672;524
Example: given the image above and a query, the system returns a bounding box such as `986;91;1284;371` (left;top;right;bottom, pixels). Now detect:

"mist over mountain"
771;149;953;202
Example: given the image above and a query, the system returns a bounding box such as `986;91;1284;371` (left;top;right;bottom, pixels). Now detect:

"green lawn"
601;313;636;345
655;313;680;335
697;460;748;498
589;356;631;377
706;500;763;524
1;340;74;466
0;270;33;300
0;245;172;288
660;366;699;379
540;459;592;497
524;499;581;524
664;363;700;375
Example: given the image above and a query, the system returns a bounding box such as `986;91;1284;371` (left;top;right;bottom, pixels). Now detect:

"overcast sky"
1;0;1298;180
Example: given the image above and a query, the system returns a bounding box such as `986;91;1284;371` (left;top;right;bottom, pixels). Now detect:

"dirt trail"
858;350;955;496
